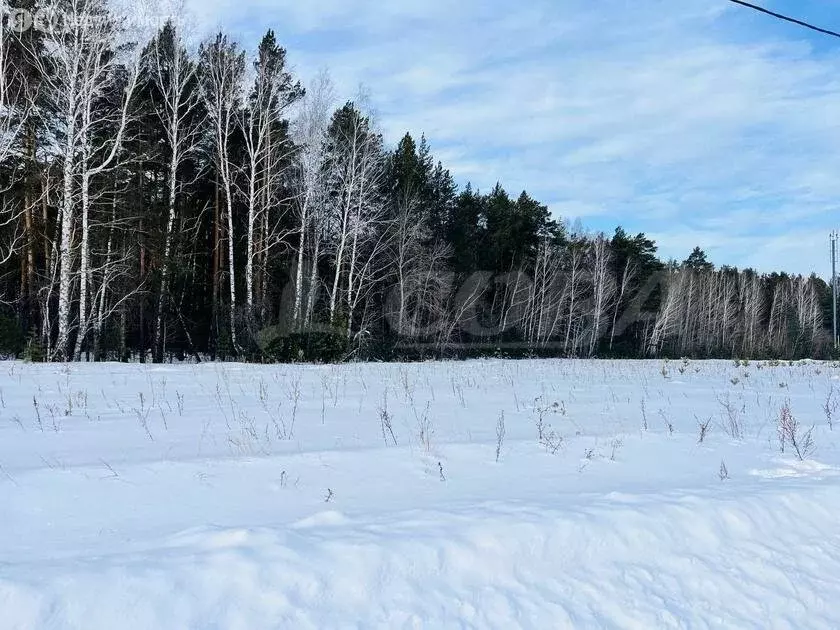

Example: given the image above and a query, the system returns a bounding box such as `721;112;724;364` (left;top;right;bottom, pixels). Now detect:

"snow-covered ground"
2;358;840;629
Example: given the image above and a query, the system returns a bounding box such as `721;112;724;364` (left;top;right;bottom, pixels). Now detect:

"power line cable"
728;0;840;39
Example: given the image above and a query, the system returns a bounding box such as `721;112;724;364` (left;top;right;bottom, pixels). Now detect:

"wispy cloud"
184;0;840;276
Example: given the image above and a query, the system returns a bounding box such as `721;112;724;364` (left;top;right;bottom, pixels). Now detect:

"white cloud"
181;0;840;276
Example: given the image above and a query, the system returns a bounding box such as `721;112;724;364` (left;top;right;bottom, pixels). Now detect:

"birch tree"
388;191;426;335
647;264;682;355
609;257;636;351
588;233;614;356
147;19;201;361
238;30;301;322
0;6;28;163
324;100;388;334
524;235;563;348
30;0;141;359
0;10;28;293
73;19;142;360
290;70;332;329
563;236;588;354
199;32;245;352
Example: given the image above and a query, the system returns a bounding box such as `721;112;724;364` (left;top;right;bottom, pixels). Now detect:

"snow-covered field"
2;358;840;629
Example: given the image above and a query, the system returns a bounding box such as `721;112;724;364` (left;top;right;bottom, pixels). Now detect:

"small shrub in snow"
717;391;744;441
777;400;815;462
379;405;398;447
659;408;674;436
823;386;837;431
541;430;564;455
134;392;153;441
534;397;565;454
32;396;42;432
101;460;119;479
286;375;302;439
45;403;61;432
534;397;560;439
495;411;505;463
696;416;712;444
610;438;623;461
417;402;433;455
175;390;185;417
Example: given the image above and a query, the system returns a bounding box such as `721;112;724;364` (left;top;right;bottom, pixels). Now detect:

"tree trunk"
154;143;179;362
56;113;76;361
305;231;320;327
245;161;256;313
293;196;308;327
212;170;220;357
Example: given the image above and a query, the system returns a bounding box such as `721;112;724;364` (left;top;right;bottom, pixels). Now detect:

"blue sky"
183;0;840;276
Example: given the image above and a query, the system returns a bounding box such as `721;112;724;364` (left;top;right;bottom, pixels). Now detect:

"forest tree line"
0;0;833;362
